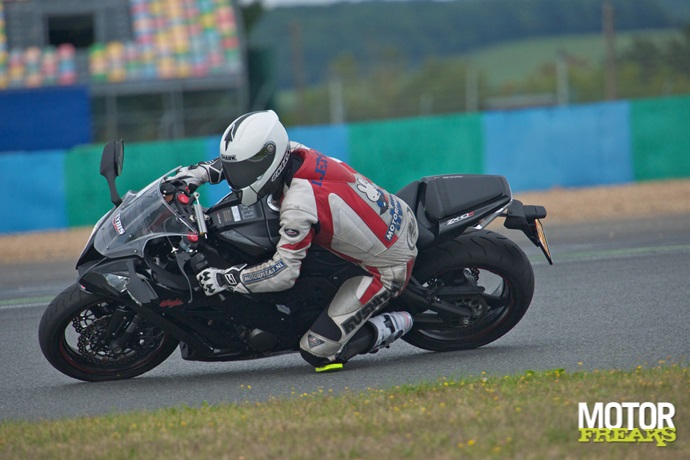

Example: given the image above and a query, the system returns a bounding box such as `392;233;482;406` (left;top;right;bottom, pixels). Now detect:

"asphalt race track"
1;215;689;422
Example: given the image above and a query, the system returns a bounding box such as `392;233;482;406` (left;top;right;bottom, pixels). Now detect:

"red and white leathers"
176;142;418;364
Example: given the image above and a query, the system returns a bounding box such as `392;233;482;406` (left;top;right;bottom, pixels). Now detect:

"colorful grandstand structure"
0;0;245;89
0;0;248;140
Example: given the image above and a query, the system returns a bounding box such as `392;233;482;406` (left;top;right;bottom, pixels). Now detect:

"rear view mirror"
100;140;124;206
100;140;124;178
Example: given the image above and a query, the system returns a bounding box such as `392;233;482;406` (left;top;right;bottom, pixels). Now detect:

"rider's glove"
196;264;248;296
165;167;204;192
166;162;219;192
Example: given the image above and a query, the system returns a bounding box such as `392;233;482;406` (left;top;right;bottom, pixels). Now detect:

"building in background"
0;0;249;147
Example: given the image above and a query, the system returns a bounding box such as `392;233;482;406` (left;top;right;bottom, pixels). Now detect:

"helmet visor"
222;142;276;190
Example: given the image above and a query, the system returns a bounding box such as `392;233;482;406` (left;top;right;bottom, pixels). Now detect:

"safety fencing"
1;94;688;234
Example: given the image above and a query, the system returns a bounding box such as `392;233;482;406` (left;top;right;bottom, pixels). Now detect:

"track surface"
1;215;688;422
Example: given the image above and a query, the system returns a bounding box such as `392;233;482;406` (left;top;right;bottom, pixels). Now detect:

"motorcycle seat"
396;175;511;249
421;175;511;222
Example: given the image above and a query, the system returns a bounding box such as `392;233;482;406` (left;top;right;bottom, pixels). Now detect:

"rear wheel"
38;284;179;382
403;230;534;351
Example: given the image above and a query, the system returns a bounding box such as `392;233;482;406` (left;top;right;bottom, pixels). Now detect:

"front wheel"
402;229;535;351
38;284;179;382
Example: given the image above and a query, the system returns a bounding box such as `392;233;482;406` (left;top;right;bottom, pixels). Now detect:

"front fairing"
90;171;197;260
76;206;116;268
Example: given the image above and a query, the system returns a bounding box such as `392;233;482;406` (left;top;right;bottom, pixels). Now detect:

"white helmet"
219;110;290;206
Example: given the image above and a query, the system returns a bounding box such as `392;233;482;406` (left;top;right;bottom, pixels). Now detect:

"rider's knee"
298;332;341;365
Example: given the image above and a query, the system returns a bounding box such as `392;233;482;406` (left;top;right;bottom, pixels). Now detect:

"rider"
170;110;418;372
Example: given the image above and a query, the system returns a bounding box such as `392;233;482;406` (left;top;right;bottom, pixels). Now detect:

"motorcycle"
39;141;552;381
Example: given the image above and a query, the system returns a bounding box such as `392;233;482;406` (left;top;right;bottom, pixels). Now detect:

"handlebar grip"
160;182;176;196
189;252;209;273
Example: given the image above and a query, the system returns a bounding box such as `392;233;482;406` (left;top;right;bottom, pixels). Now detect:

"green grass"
465;29;683;86
1;364;687;459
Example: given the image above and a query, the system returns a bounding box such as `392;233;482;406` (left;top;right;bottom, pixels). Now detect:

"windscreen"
93;174;197;258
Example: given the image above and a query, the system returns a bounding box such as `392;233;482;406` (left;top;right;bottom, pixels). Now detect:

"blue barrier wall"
0;86;92;152
483;101;633;192
0;150;67;233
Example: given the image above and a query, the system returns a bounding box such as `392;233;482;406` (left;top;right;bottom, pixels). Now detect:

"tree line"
246;0;683;89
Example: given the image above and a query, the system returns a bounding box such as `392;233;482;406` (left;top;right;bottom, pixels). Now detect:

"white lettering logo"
241;260;286;284
446;212;474;226
112;214;125;235
578;402;676;446
271;150;290;182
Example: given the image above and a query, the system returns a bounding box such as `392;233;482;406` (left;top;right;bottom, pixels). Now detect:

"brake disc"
76;315;144;366
77;316;117;363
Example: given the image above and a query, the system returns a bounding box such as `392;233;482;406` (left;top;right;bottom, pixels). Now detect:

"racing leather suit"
177;142;418;365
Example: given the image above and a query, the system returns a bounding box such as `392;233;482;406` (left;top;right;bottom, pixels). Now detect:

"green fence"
348;113;484;193
3;94;689;235
631;95;690;181
65;139;209;227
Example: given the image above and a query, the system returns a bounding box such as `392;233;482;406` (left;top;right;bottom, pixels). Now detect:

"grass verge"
0;365;687;459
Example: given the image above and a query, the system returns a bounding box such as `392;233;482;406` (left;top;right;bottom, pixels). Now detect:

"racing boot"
366;311;414;353
306;311;414;373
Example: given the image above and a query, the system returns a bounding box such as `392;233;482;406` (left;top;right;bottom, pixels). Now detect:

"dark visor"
222;142;276;190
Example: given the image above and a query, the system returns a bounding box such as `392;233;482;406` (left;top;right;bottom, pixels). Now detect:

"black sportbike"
39;141;552;381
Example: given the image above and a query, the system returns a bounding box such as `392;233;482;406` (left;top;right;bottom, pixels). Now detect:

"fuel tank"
207;196;281;256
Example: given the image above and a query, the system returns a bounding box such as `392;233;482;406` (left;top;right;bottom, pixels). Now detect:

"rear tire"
38;284;179;382
403;229;534;351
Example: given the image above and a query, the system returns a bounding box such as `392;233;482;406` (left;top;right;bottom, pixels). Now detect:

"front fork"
105;308;144;354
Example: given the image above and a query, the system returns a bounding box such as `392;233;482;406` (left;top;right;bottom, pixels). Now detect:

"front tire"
38;284;179;382
403;229;535;351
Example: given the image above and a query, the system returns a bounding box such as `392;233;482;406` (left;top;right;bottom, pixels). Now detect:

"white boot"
367;312;413;353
